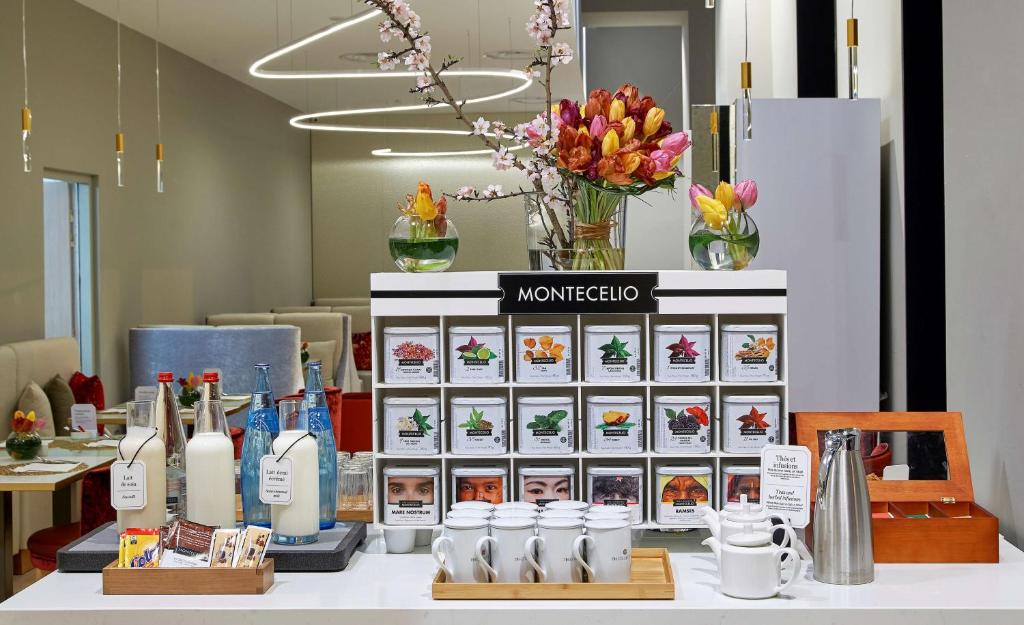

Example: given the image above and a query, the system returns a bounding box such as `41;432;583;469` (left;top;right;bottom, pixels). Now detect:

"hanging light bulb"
20;0;31;173
741;0;752;140
705;0;715;8
848;0;859;99
154;0;164;192
115;0;125;188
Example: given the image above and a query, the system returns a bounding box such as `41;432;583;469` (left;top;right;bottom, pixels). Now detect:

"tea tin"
653;395;712;454
382;396;440;455
723;464;762;505
516;396;575;455
721;394;780;453
449;326;505;384
383;326;440;384
655;465;712;524
720;324;779;382
586;395;644;454
586;465;644;524
584;325;641;382
383;465;440;526
517;465;575;506
653;324;711;382
451;465;509;505
514;325;573;383
449;396;507;455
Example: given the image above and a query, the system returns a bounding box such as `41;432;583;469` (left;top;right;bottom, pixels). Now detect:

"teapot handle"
774;547;801;595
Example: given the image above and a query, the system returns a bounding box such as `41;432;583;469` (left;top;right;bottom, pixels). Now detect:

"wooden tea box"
795;412;999;564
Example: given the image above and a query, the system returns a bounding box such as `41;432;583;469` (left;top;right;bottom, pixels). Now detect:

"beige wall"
0;0;312;402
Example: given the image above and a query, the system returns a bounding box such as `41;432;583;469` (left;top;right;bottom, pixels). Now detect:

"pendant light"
847;0;859;99
154;0;164;192
20;0;31;173
114;0;125;188
740;0;752;140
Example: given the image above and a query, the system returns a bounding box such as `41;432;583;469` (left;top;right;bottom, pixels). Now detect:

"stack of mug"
433;500;633;583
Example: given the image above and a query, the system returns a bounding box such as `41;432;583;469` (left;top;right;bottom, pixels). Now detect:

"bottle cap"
157;372;173;383
203;372;219;382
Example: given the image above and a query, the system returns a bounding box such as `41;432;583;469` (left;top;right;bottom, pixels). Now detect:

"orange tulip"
622;152;641;175
414;181;438;221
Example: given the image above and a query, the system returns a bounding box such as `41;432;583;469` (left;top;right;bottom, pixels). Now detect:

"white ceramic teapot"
702;523;801;599
702;496;797;550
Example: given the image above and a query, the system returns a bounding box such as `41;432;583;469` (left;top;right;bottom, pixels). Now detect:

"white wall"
715;0;798;102
0;0;312;401
943;0;1024;545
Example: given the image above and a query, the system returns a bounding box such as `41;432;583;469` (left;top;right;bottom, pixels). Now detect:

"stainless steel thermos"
813;427;875;584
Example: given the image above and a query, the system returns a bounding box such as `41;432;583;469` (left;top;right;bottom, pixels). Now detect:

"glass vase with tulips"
388;182;459;273
688;179;761;270
6;410;46;460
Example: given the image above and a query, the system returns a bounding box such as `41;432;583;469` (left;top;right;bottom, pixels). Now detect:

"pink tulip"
689;183;711;209
589;115;608;141
661;131;691;157
650;149;674;173
734;179;758;209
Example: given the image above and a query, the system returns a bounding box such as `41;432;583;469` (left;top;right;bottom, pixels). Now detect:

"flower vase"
388;215;459;273
688;210;760;270
525;187;628;271
6;431;42;460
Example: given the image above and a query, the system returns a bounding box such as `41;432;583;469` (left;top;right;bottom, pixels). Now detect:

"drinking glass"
339;468;370;511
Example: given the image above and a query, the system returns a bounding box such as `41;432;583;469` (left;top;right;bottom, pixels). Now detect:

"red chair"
340;392;372;454
27;465;116;572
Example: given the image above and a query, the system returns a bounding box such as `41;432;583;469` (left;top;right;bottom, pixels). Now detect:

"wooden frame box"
795;412;998;563
102;559;274;595
431;548;674;599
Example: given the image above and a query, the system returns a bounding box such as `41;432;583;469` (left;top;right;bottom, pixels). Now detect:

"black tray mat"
58;521;367;573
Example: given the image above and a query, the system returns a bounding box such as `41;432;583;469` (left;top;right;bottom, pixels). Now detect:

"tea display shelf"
370;270;789;531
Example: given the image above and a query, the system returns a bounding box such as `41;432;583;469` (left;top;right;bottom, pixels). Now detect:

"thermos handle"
775;547;802;595
431;536;455;581
524;535;546;582
572;534;595;582
476;536;498;583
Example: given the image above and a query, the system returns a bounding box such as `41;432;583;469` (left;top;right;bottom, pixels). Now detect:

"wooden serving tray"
431;548;674;600
102;559;274;595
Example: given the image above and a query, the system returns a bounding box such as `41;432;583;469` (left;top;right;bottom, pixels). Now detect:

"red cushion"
340;392;372;454
80;466;115;533
352;332;372;371
68;371;106;410
28;522;82;571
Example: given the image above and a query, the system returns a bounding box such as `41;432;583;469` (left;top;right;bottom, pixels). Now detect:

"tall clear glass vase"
525;186;628;271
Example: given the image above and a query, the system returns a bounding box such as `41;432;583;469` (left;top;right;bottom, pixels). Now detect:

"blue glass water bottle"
240;363;278;527
305;361;338;529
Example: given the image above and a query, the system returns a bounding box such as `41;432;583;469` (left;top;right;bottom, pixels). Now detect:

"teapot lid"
725;523;773;547
724;496;766;523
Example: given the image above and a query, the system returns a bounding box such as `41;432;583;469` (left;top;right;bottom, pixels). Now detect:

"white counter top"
2;530;1023;625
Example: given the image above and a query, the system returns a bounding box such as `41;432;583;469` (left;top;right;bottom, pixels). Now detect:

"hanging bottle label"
110;461;147;510
259;455;293;505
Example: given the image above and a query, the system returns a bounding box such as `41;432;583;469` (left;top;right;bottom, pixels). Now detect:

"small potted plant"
177;372;202;408
6;410;46;460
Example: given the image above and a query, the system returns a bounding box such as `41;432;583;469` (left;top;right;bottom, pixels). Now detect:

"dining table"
0;439;118;601
95;395;251;426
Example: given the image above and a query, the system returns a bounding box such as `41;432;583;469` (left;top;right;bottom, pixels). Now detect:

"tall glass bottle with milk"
155;372;187;519
241;364;278;527
116;401;167;532
201;371;230;435
305;361;338;529
271;399;319;544
186;400;237;528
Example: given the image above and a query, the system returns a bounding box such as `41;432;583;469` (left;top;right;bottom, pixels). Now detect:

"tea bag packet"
159;519;216;568
235;526;272;568
210;529;241;568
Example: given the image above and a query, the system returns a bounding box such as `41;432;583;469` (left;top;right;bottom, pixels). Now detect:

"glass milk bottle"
186;400;237;528
116;401;167;532
271;400;320;545
155;372;187;519
305;361;338;529
241;364;278;527
201;371;230;435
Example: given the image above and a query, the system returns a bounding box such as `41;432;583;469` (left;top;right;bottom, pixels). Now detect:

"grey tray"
58;521;367;573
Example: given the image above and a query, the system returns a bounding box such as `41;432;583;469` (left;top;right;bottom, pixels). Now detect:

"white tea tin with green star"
584;324;641;382
383;396;440;455
450;396;507;455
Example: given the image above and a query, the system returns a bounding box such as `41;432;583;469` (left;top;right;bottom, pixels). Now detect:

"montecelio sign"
498;272;658;314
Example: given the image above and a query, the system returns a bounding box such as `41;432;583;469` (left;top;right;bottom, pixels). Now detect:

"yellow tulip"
601;130;620;157
653;171;674;181
697;195;728;230
714;181;736;210
643;107;665;138
27;410;36;422
622;152;641;174
414;181;438;221
551;103;560;115
609;99;625;122
621;117;635;143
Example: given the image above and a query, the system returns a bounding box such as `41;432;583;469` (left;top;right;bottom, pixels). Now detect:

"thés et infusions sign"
498;272;658;314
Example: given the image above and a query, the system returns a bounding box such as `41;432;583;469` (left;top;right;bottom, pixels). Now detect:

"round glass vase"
6;431;42;460
388;215;459;273
524;187;628;271
688;210;760;270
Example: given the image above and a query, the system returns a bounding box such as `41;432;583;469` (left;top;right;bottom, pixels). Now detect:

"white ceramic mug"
525;518;585;583
544;500;589;512
494;509;539;519
447;509;492;519
477;517;537;583
451;501;495;512
539;508;585;520
584;509;630;522
494;502;539;513
573;519;632;582
431;518;491;583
